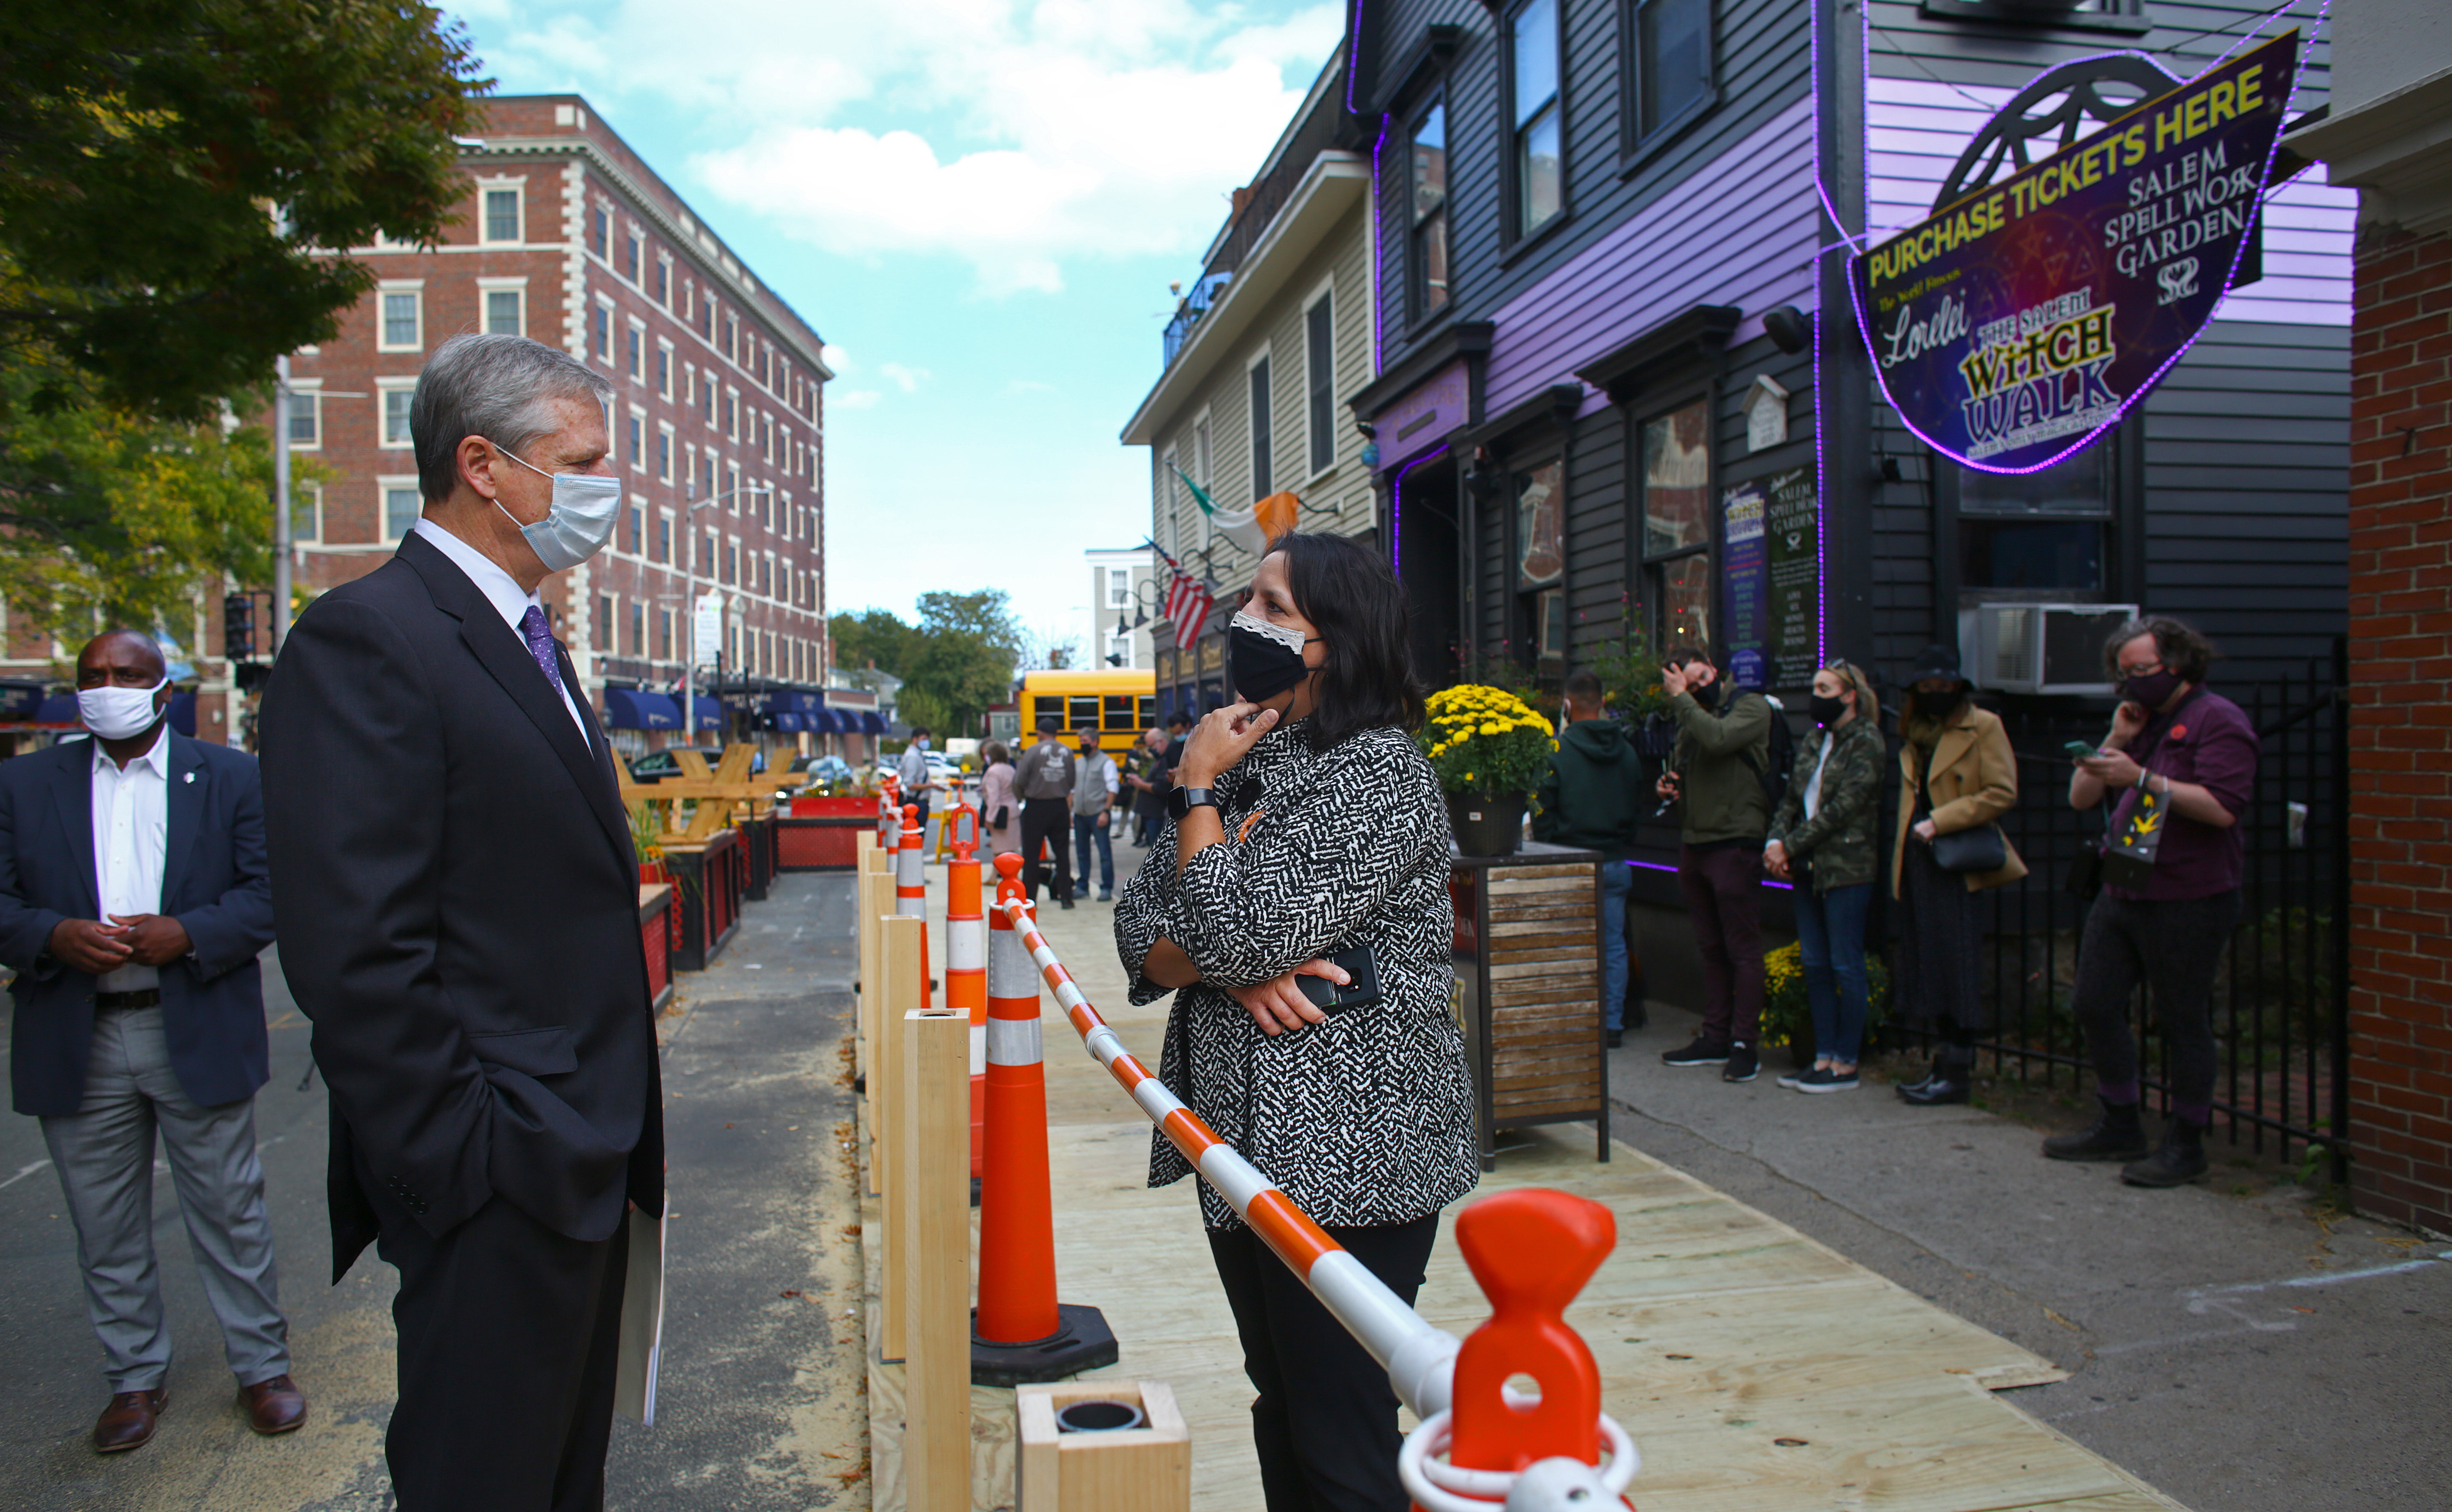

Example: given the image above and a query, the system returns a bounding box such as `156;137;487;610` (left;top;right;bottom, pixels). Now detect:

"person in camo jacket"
1762;659;1886;1093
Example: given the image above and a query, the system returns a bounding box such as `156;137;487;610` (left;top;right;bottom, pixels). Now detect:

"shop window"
1249;354;1273;498
1625;0;1716;152
1958;448;2111;596
1408;102;1450;321
1640;399;1712;648
1507;0;1564;239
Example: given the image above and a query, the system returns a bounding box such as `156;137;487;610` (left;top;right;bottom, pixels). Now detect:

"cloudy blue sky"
450;0;1347;653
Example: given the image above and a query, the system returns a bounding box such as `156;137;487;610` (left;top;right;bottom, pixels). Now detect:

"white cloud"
478;0;1346;294
879;361;930;394
830;389;883;410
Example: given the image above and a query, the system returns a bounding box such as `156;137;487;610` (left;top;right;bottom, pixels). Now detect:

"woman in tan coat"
1891;644;2025;1106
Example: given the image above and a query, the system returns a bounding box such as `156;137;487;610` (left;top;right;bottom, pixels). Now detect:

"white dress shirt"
411;517;590;744
91;725;170;993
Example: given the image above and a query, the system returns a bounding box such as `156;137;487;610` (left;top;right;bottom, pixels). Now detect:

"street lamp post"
679;477;770;741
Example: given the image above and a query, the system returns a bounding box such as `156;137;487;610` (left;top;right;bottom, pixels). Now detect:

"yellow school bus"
1014;669;1158;755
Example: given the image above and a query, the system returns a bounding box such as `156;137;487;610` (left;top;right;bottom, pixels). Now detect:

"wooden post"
877;912;923;1361
1016;1381;1192;1512
860;849;894;1196
903;1006;971;1512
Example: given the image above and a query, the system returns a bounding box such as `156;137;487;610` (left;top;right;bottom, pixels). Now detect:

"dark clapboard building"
1335;1;2356;1150
1343;0;2349;693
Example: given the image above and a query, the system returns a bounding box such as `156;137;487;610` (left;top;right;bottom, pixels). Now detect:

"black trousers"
1208;1213;1439;1512
1019;796;1073;903
2072;888;2243;1106
360;1154;630;1512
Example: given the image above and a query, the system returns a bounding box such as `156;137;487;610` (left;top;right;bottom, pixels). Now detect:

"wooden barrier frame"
1016;1381;1192;1512
902;1006;971;1512
876;912;922;1362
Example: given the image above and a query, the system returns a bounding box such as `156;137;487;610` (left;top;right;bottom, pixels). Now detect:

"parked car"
798;754;856;786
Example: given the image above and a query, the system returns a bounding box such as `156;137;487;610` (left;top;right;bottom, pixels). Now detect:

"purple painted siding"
1865;75;2354;328
1480;97;1819;420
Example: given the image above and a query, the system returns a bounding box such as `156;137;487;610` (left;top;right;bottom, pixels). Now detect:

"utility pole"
681;476;767;741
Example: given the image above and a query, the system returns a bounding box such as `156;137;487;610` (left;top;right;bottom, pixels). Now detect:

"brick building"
2290;2;2452;1236
268;94;831;754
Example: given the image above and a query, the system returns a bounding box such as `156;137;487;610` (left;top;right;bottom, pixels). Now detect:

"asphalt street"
0;871;865;1511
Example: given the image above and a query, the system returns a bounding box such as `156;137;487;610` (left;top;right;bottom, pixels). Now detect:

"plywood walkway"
860;870;2185;1512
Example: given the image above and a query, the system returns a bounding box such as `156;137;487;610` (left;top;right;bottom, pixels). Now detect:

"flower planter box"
1447;842;1609;1172
660;829;743;971
638;884;674;1012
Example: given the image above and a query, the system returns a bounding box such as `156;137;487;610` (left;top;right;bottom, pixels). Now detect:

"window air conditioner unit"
1956;603;2137;696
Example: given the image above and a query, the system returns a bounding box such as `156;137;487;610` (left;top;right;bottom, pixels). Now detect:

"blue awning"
774;712;803;732
860;711;887;735
605;688;684;731
693;699;724;732
822;709;851;734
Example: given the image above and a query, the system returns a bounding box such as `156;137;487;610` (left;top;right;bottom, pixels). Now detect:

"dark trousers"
1896;836;1984;1052
360;1153;630;1512
1020;796;1073;903
1679;842;1765;1046
2072;888;2243;1108
1208;1214;1438;1512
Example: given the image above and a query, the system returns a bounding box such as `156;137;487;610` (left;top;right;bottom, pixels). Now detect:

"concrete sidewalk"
1600;1000;2452;1512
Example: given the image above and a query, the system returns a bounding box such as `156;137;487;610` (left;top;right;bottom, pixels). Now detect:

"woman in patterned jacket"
1114;531;1476;1512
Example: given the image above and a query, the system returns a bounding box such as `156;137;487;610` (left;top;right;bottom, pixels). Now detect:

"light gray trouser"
39;1005;289;1393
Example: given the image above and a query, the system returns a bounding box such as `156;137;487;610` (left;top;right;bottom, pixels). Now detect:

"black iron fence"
1891;642;2350;1176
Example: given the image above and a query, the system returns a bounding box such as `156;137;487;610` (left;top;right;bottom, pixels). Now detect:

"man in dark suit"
0;630;295;1452
260;332;663;1512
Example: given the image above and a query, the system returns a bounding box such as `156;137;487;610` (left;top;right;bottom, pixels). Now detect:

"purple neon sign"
1848;25;2322;476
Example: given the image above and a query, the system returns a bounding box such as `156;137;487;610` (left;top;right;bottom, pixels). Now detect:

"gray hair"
411;333;615;502
2101;614;2219;682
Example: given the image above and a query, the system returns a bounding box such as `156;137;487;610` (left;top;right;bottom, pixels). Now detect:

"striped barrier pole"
879;776;901;850
971;854;1115;1383
897;803;931;1008
994;893;1637;1510
943;830;987;1180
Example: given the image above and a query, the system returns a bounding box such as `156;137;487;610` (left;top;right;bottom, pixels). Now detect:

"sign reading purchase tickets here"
1853;31;2300;474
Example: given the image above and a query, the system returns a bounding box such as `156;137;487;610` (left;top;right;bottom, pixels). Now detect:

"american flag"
1147;538;1216;635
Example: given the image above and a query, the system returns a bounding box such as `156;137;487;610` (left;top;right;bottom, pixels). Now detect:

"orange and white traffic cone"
971;851;1114;1383
945;831;988;1180
897;802;930;1008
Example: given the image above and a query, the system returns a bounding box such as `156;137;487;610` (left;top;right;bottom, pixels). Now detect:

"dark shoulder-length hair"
1272;531;1425;750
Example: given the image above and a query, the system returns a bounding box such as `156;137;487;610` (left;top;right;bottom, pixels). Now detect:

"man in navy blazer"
261;332;662;1512
0;630;296;1453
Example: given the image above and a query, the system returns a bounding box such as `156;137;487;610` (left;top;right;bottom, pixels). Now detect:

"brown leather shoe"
93;1388;167;1453
239;1374;307;1435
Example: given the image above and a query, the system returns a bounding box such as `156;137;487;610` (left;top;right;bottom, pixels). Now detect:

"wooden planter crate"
662;828;743;971
1448;841;1610;1171
638;883;674;1012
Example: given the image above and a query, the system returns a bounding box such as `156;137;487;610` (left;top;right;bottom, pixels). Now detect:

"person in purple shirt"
2045;616;2258;1186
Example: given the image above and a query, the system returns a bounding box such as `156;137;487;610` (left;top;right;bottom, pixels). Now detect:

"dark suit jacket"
0;733;278;1116
259;530;664;1280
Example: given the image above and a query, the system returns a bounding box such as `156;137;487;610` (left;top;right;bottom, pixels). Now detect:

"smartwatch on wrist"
1168;786;1217;822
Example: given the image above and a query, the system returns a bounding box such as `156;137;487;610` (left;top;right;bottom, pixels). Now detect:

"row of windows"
284;480;813;602
1160;282;1341;549
581;198;815;421
1403;0;1714;322
591;594;821;681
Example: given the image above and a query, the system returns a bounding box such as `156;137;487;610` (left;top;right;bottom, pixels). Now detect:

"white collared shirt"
411;517;590;744
91;725;170;993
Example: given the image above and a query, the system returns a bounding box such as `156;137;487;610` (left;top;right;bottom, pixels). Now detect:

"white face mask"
491;441;624;572
79;676;169;741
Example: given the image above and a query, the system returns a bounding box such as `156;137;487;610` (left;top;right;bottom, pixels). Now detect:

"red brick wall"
2346;222;2452;1237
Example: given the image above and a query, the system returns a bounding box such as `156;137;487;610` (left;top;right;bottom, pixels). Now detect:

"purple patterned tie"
518;605;566;697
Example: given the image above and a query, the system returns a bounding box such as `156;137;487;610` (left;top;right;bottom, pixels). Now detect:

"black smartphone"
2064;739;2100;760
1295;942;1384;1014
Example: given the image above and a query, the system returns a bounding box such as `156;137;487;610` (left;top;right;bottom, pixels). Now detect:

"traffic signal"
223;593;256;660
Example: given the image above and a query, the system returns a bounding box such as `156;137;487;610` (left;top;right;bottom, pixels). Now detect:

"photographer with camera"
1653;644;1774;1083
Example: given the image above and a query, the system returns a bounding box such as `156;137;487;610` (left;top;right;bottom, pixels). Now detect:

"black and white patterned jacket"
1112;719;1478;1231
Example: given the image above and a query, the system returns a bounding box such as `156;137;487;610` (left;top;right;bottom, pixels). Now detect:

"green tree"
828;606;922;677
903;589;1025;735
0;0;489;421
0;362;281;646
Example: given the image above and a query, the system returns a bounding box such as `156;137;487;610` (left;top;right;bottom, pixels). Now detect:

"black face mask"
1687;676;1720;709
2121;668;2186;710
1228;610;1316;703
1916;688;1966;721
1809;693;1847;727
